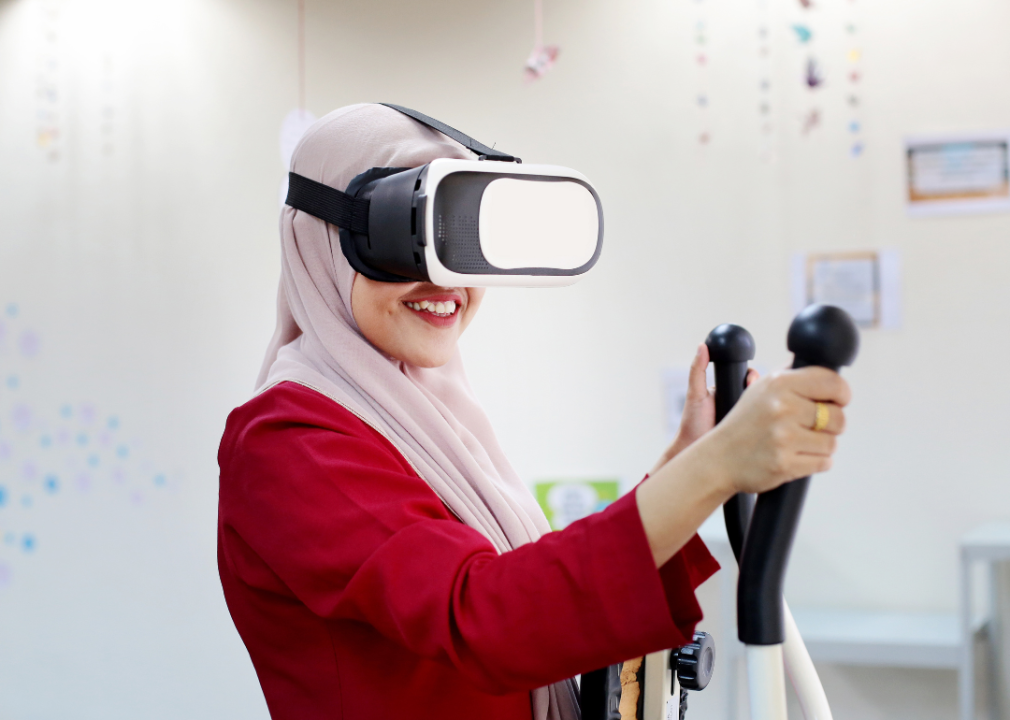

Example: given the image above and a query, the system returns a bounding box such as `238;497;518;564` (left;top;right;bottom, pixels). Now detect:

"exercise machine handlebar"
736;304;859;646
705;324;757;563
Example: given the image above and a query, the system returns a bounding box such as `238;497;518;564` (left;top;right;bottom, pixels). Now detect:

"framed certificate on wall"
906;131;1010;217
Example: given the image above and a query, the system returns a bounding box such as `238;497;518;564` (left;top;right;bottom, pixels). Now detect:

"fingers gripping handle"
737;304;860;645
706;324;756;563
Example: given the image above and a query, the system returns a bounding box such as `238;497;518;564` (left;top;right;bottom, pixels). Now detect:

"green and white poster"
533;479;621;531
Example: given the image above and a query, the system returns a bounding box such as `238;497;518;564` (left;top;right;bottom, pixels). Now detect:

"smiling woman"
216;103;848;720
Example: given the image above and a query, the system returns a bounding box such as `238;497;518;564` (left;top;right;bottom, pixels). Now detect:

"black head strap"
284;104;519;237
379;103;520;163
286;172;370;235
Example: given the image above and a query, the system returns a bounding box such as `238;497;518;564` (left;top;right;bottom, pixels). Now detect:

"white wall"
0;0;1008;718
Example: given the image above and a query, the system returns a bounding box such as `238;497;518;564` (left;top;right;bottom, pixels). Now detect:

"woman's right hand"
706;366;851;495
636;363;852;567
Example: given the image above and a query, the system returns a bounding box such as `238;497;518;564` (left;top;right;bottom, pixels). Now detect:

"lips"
402;294;462;328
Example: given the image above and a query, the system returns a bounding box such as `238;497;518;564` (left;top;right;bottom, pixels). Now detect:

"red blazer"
217;382;719;720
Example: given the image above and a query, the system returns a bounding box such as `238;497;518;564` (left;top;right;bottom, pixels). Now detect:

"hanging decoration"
757;0;774;162
791;0;823;137
804;58;824;88
791;24;812;43
845;2;864;157
35;3;62;162
523;0;560;82
695;0;710;145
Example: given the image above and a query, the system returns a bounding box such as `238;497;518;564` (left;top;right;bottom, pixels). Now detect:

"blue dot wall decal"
0;303;173;587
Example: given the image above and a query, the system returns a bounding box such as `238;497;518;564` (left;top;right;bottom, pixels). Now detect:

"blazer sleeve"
219;395;719;695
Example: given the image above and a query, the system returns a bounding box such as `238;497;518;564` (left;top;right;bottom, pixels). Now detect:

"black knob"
787;304;859;372
674;631;716;691
705;324;756;364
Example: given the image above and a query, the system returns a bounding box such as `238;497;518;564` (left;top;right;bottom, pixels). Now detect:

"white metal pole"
746;644;788;720
782;601;832;720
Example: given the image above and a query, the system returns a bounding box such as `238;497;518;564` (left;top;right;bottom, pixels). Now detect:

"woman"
217;104;849;720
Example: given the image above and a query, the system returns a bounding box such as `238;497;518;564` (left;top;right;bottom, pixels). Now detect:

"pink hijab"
256;103;581;720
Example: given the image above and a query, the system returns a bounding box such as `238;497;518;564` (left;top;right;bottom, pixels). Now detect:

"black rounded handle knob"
675;631;716;691
706;324;758;562
787;304;860;372
705;324;756;365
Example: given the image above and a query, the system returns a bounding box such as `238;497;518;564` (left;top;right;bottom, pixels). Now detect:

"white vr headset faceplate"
420;158;602;288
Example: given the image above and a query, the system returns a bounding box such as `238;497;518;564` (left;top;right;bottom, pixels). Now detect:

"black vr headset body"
285;104;604;288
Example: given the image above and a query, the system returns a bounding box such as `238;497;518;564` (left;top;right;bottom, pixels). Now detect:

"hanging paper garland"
792;0;823;137
694;0;710;146
757;2;774;162
846;1;864;157
35;3;62;162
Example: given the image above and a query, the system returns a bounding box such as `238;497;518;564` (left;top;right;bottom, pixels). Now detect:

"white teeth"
406;299;458;316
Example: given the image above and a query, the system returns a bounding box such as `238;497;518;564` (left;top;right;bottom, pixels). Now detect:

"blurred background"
1;0;1009;718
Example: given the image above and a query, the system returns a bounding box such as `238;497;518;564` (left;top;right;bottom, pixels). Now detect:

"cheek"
465;288;486;319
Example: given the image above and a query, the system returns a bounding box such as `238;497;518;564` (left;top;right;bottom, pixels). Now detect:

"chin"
410;354;453;369
403;344;455;368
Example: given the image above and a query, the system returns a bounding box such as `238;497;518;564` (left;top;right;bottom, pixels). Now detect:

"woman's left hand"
649;342;758;476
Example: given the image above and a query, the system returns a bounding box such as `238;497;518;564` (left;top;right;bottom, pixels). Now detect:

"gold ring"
813;402;830;432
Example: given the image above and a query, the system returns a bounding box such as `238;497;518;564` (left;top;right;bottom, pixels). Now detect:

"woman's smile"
351;276;484;367
401;292;463;328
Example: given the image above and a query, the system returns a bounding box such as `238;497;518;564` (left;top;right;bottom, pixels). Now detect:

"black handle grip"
706;324;756;562
737;304;859;645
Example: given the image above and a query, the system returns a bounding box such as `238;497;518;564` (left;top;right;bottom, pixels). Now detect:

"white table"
960;522;1010;720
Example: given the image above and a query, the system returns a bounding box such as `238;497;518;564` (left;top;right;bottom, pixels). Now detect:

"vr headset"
285;104;604;287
